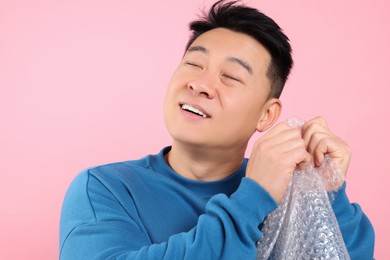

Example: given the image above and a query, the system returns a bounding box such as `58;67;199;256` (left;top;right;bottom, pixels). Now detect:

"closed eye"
185;62;203;69
223;74;241;83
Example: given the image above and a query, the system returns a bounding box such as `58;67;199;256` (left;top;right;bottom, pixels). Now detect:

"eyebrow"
187;45;208;54
187;45;253;75
226;56;253;75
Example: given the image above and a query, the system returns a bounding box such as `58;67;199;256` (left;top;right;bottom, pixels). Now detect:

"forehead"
189;28;271;71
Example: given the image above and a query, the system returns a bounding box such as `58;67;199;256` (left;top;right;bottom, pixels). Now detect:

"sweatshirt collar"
149;146;247;198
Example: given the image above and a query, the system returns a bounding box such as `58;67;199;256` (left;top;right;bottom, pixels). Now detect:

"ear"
256;98;282;132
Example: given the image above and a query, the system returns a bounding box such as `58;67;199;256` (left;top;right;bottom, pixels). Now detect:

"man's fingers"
254;125;304;155
263;122;295;140
302;122;329;149
297;153;313;170
302;116;329;133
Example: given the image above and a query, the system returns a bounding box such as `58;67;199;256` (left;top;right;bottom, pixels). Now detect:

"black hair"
186;0;293;98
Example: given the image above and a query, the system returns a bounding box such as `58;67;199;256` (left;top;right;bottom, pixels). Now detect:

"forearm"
60;176;277;260
332;183;375;259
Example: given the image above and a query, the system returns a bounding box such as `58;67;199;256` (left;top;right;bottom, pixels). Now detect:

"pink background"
1;0;389;258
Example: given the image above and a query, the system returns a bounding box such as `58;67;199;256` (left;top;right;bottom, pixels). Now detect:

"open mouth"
181;104;210;118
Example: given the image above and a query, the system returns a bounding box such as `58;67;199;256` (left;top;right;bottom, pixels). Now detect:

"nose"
187;74;216;99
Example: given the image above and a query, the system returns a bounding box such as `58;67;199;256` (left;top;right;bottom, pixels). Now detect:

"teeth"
181;104;207;118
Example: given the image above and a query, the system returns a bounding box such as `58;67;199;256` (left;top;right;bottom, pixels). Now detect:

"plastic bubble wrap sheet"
256;119;350;260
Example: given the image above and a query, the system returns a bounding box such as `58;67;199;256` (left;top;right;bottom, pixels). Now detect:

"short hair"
186;0;293;98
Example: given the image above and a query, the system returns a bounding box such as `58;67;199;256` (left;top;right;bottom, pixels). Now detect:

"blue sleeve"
332;182;375;260
60;172;277;260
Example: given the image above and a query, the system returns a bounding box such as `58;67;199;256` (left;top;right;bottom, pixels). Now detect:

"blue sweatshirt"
60;147;375;259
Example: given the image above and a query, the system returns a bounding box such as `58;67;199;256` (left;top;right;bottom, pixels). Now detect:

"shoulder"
61;154;156;222
66;154;154;198
60;156;155;250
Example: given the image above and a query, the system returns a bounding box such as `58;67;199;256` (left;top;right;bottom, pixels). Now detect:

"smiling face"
163;28;281;151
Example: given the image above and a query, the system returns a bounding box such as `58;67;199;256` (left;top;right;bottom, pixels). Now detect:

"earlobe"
256;98;282;132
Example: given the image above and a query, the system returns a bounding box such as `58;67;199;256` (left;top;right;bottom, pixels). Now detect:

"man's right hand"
245;122;312;203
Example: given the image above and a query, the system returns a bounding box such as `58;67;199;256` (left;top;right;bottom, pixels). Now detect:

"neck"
165;141;246;182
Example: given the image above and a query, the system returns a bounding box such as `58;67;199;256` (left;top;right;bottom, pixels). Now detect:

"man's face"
163;28;273;150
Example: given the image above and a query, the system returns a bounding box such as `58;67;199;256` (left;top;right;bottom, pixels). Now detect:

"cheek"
163;76;185;118
166;71;188;95
163;81;177;117
224;90;264;116
164;77;180;102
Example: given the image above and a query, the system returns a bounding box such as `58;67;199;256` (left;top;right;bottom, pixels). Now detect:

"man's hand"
301;116;351;188
246;122;311;203
246;117;352;203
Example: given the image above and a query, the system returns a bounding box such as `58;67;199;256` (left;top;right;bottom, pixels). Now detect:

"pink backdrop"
1;0;389;258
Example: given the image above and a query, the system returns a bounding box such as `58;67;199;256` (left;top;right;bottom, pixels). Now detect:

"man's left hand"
301;116;352;188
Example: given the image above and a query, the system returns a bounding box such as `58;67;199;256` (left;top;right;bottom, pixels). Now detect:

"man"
60;1;375;259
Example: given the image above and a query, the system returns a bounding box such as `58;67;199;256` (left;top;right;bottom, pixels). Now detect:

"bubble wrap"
256;118;350;260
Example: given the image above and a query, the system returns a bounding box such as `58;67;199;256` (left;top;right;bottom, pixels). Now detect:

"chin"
170;132;210;146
